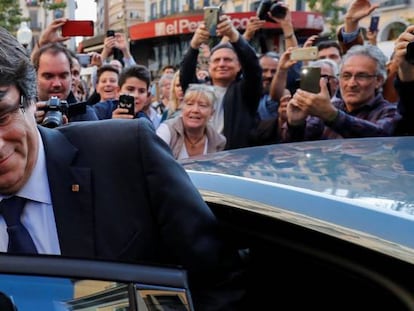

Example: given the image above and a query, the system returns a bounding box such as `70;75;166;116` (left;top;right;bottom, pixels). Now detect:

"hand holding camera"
257;0;287;23
391;25;414;82
37;97;86;128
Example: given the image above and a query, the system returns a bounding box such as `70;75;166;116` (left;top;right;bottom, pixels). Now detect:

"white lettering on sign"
155;22;166;36
154;16;251;35
231;17;250;29
306;14;324;29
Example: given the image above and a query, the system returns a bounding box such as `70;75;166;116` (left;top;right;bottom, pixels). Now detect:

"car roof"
181;136;414;263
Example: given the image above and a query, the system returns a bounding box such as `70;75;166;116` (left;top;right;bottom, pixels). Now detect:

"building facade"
19;0;413;73
80;0;325;77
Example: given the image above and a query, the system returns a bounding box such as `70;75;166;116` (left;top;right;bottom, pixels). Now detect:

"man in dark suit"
0;27;243;310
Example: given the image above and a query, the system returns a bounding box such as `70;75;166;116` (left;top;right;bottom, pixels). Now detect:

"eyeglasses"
321;74;337;82
0;96;26;126
339;73;377;82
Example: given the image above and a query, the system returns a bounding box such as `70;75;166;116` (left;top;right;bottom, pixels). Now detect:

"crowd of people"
26;0;414;161
1;0;414;309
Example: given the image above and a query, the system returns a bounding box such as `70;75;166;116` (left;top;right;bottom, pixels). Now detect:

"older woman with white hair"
156;83;226;159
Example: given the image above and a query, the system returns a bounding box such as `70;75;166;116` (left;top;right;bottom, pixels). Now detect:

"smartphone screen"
61;20;94;37
204;6;221;36
118;94;135;116
300;67;321;93
76;53;91;67
369;16;380;32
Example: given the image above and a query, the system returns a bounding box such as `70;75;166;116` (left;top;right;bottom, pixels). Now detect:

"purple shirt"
284;94;401;141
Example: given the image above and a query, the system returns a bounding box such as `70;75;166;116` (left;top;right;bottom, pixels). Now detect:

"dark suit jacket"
38;118;244;310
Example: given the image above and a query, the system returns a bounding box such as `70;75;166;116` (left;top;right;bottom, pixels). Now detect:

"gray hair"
158;73;174;88
340;44;388;82
184;83;217;109
309;58;339;77
0;27;37;105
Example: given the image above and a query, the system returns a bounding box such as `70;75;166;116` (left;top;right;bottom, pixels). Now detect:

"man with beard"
33;43;98;126
256;52;280;120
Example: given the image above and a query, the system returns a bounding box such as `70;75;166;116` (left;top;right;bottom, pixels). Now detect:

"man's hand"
243;16;265;41
287;97;308;126
190;23;210;49
344;0;379;32
394;25;414;82
277;48;298;71
217;15;239;43
303;35;319;48
293;78;337;122
34;101;69;125
90;52;103;67
112;107;134;119
38;18;70;46
115;33;132;58
366;29;378;45
101;35;117;60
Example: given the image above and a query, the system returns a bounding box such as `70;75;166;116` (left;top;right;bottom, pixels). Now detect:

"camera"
42;96;86;128
256;0;287;22
406;41;414;65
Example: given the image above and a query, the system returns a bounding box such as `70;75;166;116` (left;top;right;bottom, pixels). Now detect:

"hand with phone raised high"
344;0;379;33
30;18;70;63
216;15;239;43
190;22;211;49
243;16;266;41
291;75;337;123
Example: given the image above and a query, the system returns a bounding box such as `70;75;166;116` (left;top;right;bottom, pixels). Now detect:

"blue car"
181;136;414;310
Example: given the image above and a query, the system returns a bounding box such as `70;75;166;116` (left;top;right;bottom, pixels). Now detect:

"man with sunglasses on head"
0;27;245;311
282;44;401;142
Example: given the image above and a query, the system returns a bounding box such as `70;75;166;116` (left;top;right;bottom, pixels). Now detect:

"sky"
75;0;97;21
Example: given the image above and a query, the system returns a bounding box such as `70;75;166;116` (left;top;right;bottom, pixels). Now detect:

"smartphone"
76;53;91;67
300;66;321;93
106;29;115;37
369;16;380;32
61;20;94;37
118;94;135;116
204;5;222;36
290;47;318;61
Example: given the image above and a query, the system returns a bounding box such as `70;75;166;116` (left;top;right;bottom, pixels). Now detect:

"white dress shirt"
0;130;61;254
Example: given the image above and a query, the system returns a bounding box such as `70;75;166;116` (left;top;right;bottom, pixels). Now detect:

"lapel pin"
72;184;80;192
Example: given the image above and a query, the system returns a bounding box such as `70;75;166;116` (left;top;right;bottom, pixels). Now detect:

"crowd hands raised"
252;0;411;145
26;0;414;160
0;24;246;311
2;1;414;309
